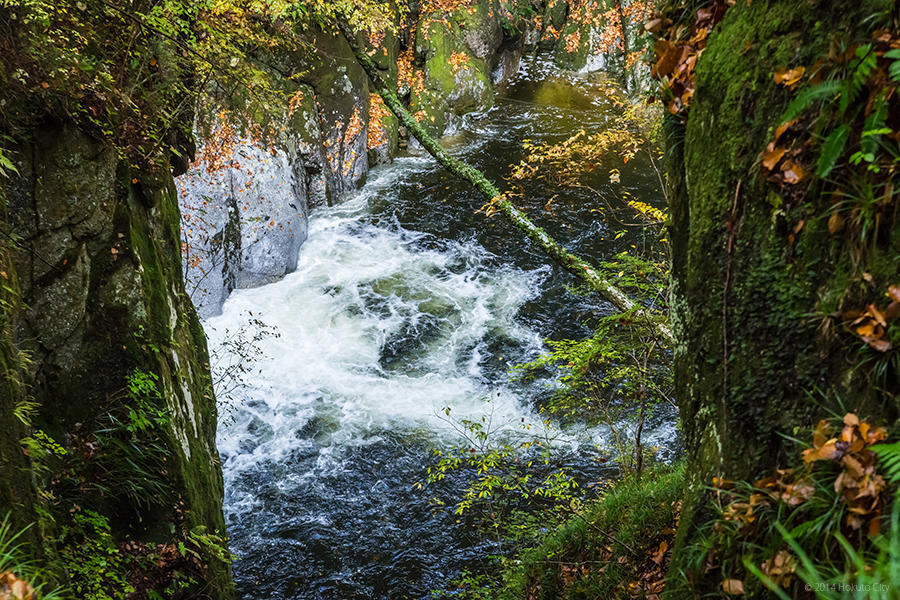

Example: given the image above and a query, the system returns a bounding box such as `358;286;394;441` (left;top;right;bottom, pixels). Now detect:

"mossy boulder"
665;0;898;592
410;2;500;137
290;24;371;202
553;17;591;71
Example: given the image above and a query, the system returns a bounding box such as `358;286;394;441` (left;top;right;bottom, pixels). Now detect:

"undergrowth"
496;463;685;600
0;514;65;599
680;412;900;598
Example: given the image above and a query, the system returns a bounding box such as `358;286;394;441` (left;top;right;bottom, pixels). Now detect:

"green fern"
817;123;850;178
839;44;877;115
885;48;900;82
780;80;841;123
872;442;900;484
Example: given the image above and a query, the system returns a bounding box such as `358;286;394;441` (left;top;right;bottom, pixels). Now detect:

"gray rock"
178;130;310;318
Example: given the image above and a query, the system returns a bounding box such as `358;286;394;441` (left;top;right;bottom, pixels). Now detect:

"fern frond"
872;441;900;484
781;80;841;123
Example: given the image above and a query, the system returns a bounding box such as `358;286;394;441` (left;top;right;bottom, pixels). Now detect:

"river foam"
208;160;552;510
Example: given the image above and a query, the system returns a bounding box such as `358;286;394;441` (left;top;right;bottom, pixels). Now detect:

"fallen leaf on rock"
774;66;806;87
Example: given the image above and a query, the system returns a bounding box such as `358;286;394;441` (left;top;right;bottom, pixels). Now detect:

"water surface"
207;58;673;599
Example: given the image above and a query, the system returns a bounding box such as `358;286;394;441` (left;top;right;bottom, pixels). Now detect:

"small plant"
684;413;900;597
207;313;280;424
123;370;168;434
422;399;583;518
60;510;133;600
0;514;65;600
514;280;673;475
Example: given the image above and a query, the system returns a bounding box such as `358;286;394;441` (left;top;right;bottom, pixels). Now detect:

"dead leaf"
828;212;845;234
775;120;796;141
651;540;668;565
802;439;841;462
774;66;806;87
761;145;786;170
782;161;807;184
722;579;745;595
863;336;891;352
645;17;665;33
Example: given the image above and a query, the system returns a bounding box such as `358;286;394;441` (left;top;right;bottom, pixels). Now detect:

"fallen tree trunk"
338;23;672;343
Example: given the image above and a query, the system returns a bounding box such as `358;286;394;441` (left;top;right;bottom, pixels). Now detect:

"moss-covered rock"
553;15;592;71
0;186;42;556
2;123;233;598
410;7;497;137
665;0;898;593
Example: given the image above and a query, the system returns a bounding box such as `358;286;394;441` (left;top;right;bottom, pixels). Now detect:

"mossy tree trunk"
665;0;899;593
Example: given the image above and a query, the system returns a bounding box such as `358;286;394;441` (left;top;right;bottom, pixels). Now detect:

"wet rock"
3;124;232;598
178;130;310;318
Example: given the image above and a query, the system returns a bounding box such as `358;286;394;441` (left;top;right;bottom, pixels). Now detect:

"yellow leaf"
774;66;805;87
827;212;845;235
722;579;745;595
761;146;786;170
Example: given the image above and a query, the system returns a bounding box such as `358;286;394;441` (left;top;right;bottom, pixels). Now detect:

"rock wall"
1;123;233;598
177;1;645;317
178;2;542;316
179;124;313;319
664;0;898;592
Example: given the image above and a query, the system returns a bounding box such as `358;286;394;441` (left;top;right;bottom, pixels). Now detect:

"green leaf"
817;124;850;178
890;58;900;83
0;150;18;177
781;80;841;123
840;45;876;115
872;442;900;484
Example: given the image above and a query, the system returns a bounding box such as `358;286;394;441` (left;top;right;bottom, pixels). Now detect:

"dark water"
207;58;672;600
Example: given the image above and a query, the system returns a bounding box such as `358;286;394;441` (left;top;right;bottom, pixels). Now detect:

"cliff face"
665;0;898;591
178;0;545;317
1;123;232;598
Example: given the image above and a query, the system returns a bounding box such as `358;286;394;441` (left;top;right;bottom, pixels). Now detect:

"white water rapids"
202;63;678;599
207;158;557;513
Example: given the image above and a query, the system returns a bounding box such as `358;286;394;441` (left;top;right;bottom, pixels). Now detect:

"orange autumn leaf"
651;539;668;565
774;66;806;87
802;439;841;463
774;120;796;141
761;145;786;170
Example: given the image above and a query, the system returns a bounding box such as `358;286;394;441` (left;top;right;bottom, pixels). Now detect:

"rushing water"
206;58;674;599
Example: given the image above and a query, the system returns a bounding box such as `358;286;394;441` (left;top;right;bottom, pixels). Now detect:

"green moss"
1;125;232;598
410;3;496;137
497;464;686;600
0;186;44;561
553;19;590;71
666;0;898;593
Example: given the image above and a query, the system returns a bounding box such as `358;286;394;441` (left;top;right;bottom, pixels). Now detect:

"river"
205;57;674;599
